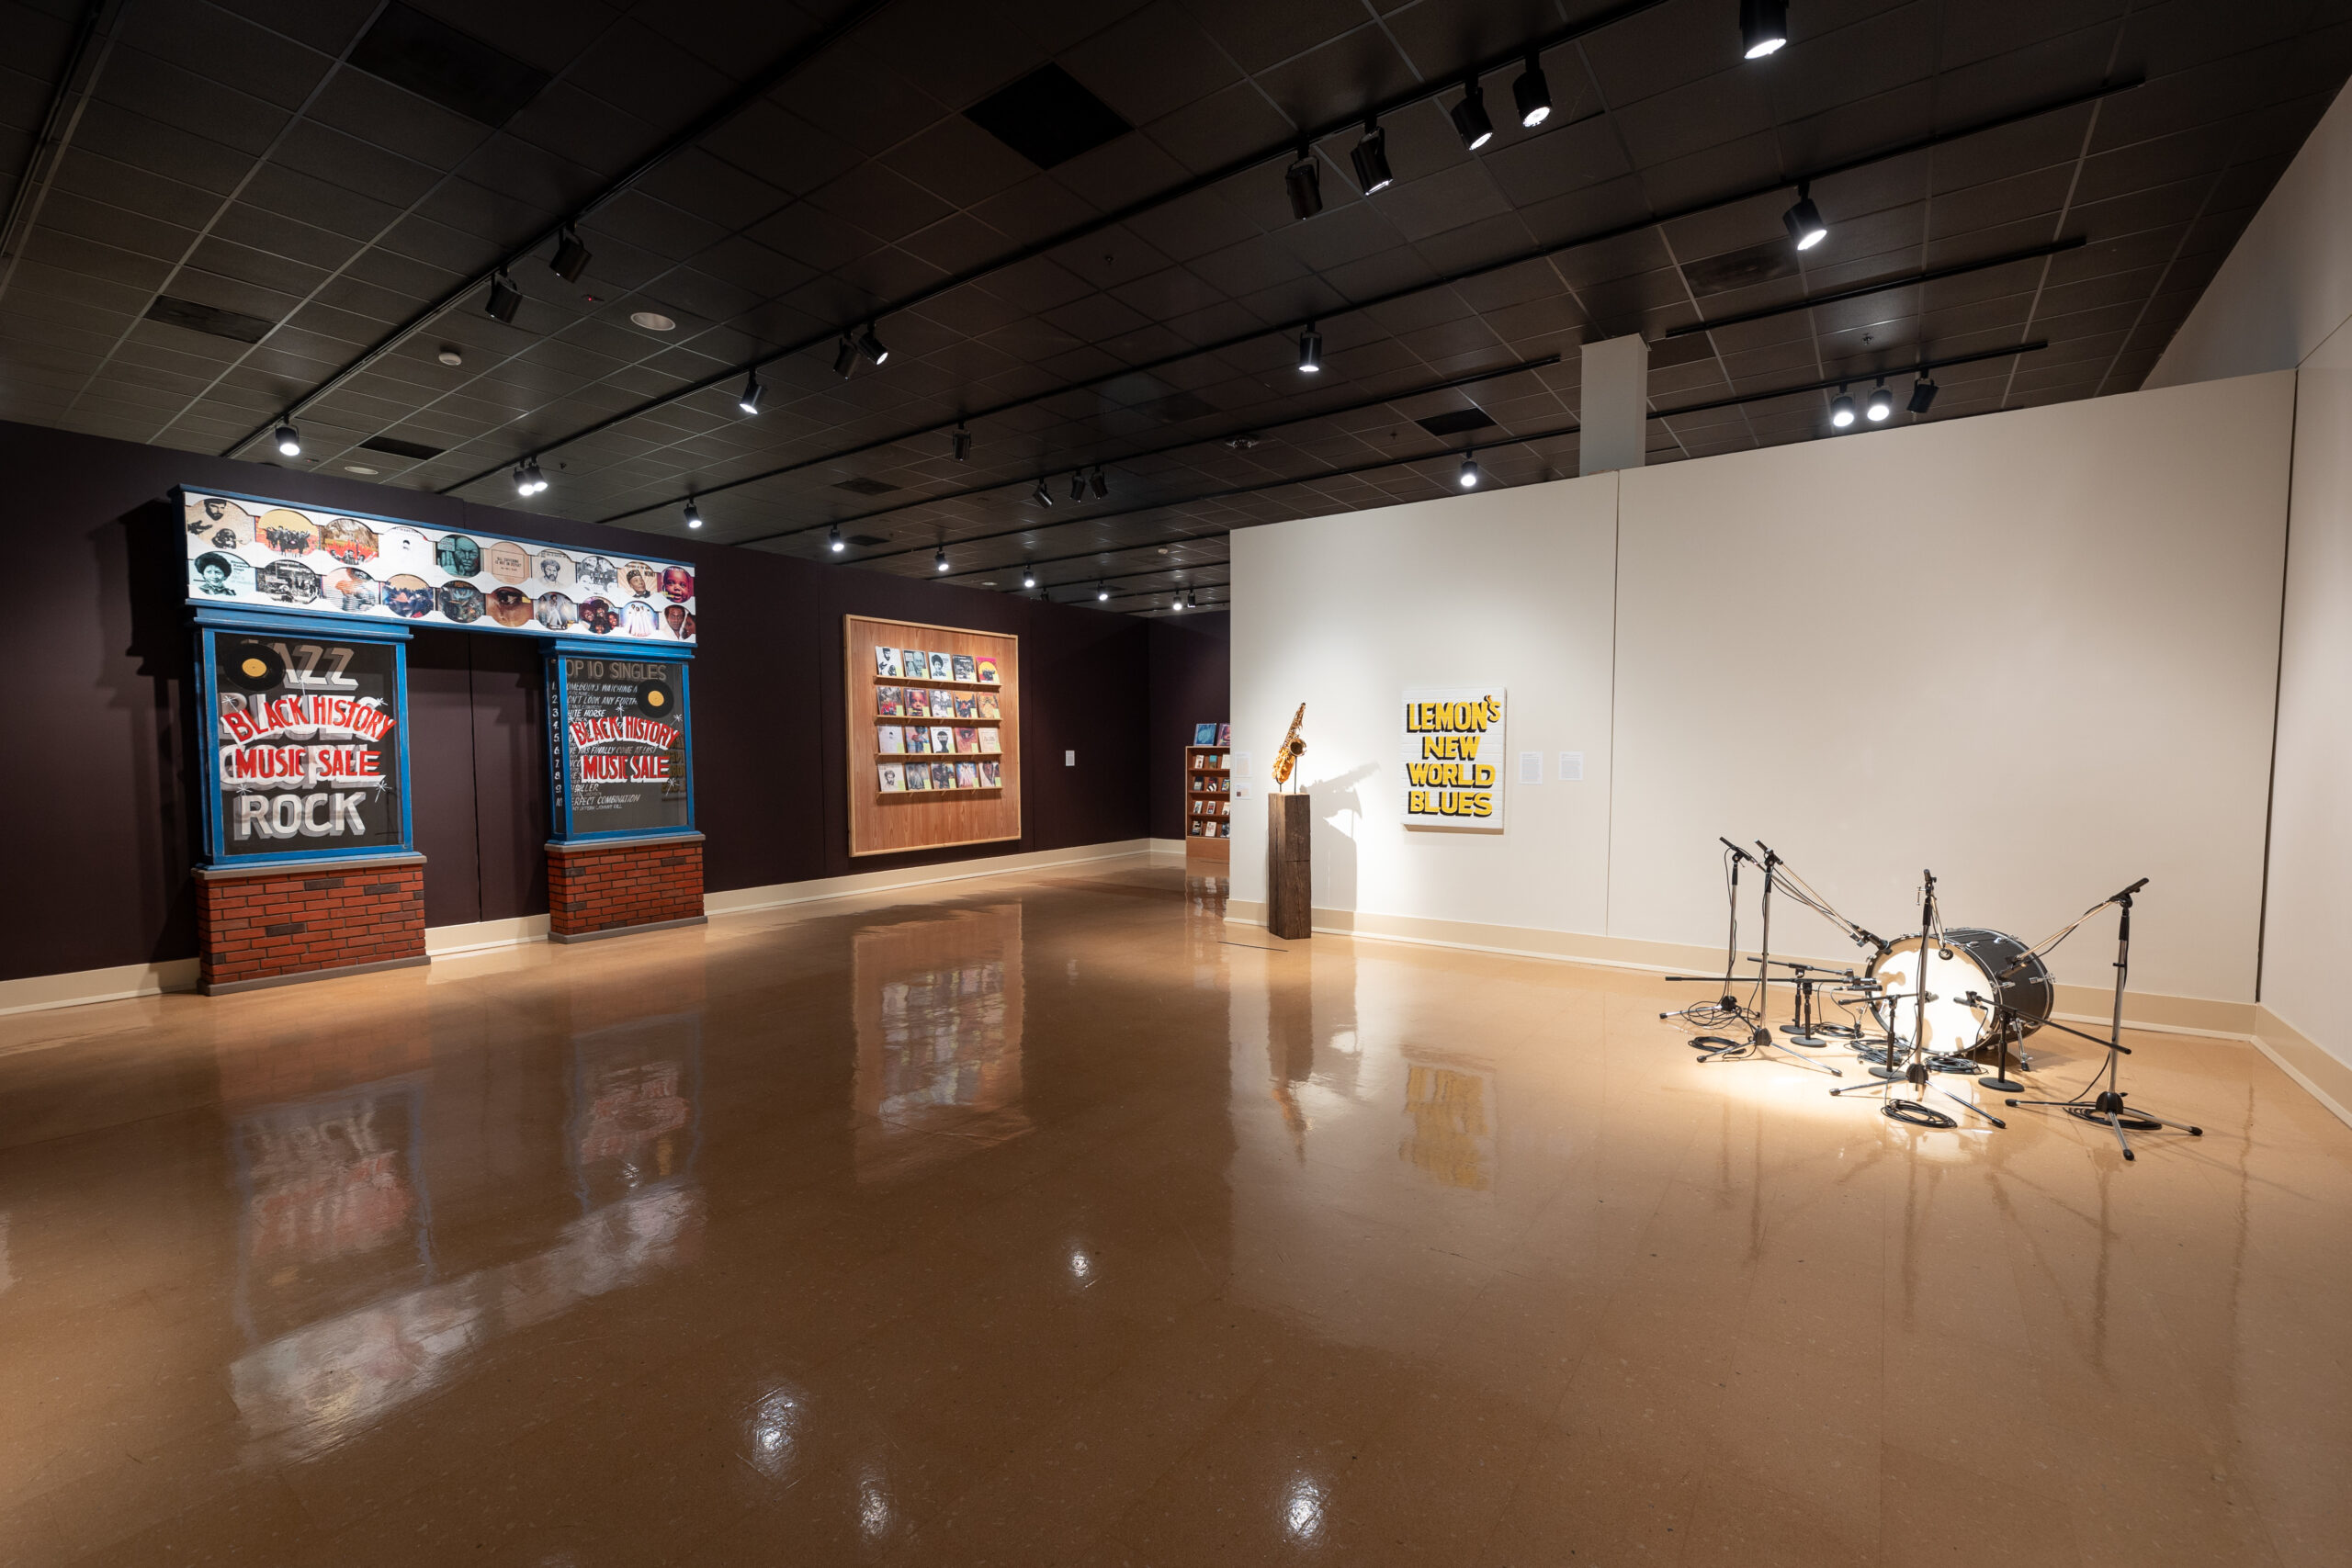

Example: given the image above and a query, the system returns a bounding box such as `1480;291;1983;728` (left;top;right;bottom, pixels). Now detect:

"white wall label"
1401;686;1506;830
1559;751;1584;782
1518;750;1542;784
1064;750;1075;766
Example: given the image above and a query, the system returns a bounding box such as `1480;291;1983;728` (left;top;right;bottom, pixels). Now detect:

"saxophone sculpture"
1272;703;1307;790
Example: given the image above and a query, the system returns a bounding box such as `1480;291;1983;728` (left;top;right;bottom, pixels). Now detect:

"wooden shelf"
851;614;1020;857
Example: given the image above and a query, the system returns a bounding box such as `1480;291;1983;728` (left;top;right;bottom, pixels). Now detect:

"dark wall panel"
1148;613;1231;840
0;419;1149;981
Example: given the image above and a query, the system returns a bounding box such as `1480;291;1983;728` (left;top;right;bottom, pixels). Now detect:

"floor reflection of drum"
1866;929;2052;1055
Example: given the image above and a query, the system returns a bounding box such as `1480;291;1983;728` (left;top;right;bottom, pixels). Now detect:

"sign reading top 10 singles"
1400;686;1506;829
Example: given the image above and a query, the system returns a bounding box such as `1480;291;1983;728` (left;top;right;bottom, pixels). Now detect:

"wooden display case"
845;615;1020;857
1184;743;1231;864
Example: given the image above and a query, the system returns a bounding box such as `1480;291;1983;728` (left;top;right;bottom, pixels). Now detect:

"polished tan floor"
2;860;2347;1567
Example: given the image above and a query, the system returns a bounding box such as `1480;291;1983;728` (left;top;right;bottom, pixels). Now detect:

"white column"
1579;333;1649;475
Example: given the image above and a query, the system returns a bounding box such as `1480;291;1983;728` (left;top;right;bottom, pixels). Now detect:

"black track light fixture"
273;422;300;457
684;500;703;529
829;522;845;553
1170;590;1183;613
833;335;857;378
485;270;522;323
1186;587;1198;610
952;423;972;462
1907;373;1939;415
1451;80;1494;151
1351;118;1393;195
1459;448;1481;489
1298;323;1323;374
1783;179;1827;251
1285;147;1323;220
1022;564;1037;590
1091;467;1109;500
1829;385;1856;429
514;457;547;496
1741;0;1790;60
1514;53;1552;128
737;371;763;414
550;226;592;282
1070;470;1087;502
934;544;950;573
1866;379;1894;423
1096;582;1110;603
1034;477;1055;508
856;323;889;365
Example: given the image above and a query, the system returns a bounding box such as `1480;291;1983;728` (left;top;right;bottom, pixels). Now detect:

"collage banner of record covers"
182;488;698;644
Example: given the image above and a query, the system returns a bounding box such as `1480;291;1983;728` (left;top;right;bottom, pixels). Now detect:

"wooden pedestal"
1267;792;1312;940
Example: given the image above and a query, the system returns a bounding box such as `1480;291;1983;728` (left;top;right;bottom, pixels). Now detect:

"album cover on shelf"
977;692;1000;719
979;760;1001;787
1216;724;1231;746
878;727;904;753
904;760;929;790
876;648;901;678
929;761;955;790
953;693;978;719
906;726;929;753
932;688;955;714
955;761;979;789
1193;723;1217;745
952;654;975;682
878;762;904;793
928;652;953;680
954;727;978;754
906;688;932;717
876;685;901;716
1217;820;1230;838
899;649;923;677
930;726;955;754
977;726;998;752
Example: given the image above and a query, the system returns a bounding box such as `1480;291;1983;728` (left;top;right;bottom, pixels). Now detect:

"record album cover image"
900;649;925;678
979;760;1001;787
927;652;952;681
877;726;905;753
978;693;1000;719
977;727;999;752
875;647;900;678
955;761;979;789
975;656;998;684
953;694;977;719
489;586;532;626
906;727;929;753
878;762;904;793
903;760;929;790
876;685;901;716
930;726;954;754
954;727;978;754
1217;724;1231;746
929;761;955;790
1194;723;1217;745
903;688;929;717
952;654;975;683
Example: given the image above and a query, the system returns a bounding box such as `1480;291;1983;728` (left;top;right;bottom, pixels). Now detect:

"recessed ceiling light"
629;310;675;332
435;347;463;367
345;464;379;475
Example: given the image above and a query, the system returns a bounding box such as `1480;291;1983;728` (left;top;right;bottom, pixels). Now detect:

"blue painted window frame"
541;637;697;845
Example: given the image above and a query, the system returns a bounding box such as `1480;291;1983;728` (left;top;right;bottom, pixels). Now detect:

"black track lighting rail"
587;77;2134;528
438;0;1688;497
723;354;1562;547
1661;236;2087;338
220;0;900;459
916;340;2048;586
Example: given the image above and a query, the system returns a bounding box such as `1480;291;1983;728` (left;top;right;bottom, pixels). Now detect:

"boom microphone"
1719;837;1754;863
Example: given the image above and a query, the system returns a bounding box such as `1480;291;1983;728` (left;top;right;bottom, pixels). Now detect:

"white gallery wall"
1231;370;2295;1012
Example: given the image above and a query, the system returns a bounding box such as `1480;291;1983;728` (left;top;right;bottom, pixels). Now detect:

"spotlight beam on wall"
909;342;2051;583
218;0;900;463
588;80;2138;527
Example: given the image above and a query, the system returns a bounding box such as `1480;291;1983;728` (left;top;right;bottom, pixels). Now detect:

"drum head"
1867;937;1997;1055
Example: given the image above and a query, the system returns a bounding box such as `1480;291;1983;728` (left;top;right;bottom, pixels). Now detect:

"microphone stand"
2002;879;2202;1162
1826;870;2004;1129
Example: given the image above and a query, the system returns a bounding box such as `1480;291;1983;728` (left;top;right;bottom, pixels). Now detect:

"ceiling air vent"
350;4;550;128
145;296;273;344
1680;239;1801;296
966;64;1132;170
1416;408;1497;438
358;434;446;461
832;477;899;496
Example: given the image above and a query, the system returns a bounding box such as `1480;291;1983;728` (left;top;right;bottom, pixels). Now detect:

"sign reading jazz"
180;487;698;645
210;632;407;856
1400;686;1506;830
551;656;692;837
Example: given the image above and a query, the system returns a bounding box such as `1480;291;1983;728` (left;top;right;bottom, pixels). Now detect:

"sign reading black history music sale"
555;656;691;836
211;632;406;856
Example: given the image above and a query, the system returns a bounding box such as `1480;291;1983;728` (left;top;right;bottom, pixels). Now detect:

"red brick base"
197;855;427;992
547;834;706;941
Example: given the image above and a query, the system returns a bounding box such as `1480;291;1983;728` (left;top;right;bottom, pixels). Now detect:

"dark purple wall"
0;418;1149;982
1148;612;1231;841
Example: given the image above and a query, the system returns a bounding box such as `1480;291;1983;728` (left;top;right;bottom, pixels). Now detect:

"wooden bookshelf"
845;615;1020;857
1184;742;1231;864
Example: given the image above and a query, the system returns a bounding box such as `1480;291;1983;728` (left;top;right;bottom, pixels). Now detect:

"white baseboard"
1148;838;1189;855
2251;1005;2352;1129
0;840;1160;1019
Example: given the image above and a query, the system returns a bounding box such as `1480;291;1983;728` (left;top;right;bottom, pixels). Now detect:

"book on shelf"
932;687;955;715
878;762;904;793
875;648;901;678
876;685;901;716
906;687;932;717
977;726;998;752
903;759;929;790
1216;724;1231;746
928;652;953;680
1218;820;1229;838
976;656;999;684
929;761;955;789
1193;723;1217;745
905;726;928;753
954;727;978;754
979;759;1001;787
955;761;979;789
878;726;905;753
930;725;955;754
978;692;1001;719
952;654;976;682
953;693;978;719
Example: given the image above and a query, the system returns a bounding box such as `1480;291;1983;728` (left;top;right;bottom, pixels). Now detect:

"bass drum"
1865;928;2052;1055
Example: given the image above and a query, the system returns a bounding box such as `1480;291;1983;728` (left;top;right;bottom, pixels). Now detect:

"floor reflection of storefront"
853;905;1026;1185
225;1016;704;1464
